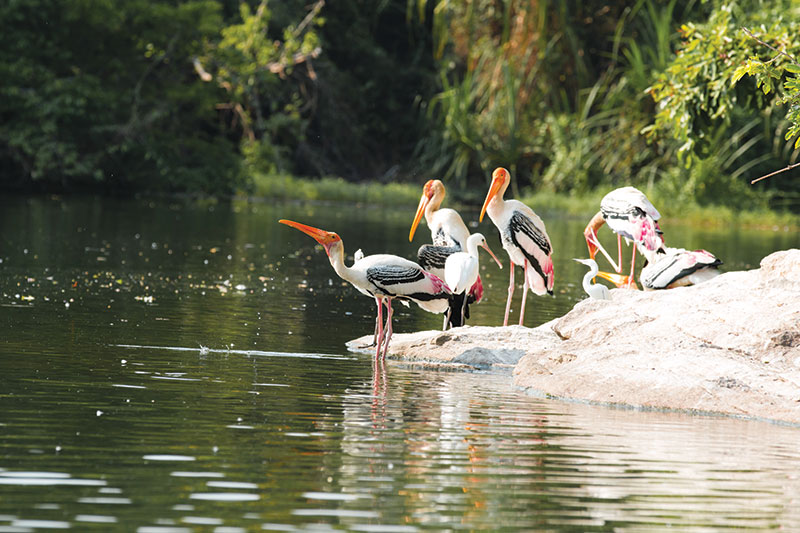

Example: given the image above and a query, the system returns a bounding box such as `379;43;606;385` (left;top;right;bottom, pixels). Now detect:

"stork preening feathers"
583;186;664;288
480;167;554;327
279;219;451;358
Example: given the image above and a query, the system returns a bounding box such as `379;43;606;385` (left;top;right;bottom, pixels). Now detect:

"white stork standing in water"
480;167;554;327
444;233;503;325
409;179;485;328
583;186;664;288
638;247;722;290
279;220;451;359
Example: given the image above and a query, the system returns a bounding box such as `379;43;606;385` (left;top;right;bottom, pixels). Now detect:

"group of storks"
280;167;721;358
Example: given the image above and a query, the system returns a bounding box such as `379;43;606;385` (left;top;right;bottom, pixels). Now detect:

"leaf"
785;63;800;74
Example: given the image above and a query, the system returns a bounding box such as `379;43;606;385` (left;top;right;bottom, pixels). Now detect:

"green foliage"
1;0;799;214
0;0;241;192
198;0;322;175
647;1;800;159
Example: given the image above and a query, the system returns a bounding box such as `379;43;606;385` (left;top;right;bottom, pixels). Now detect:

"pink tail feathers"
526;255;554;295
468;274;483;304
423;270;451;295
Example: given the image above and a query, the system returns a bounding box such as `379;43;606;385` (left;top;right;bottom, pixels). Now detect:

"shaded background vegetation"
1;0;798;211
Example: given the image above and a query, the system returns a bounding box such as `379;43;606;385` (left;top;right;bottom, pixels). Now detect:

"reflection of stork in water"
279;220;451;359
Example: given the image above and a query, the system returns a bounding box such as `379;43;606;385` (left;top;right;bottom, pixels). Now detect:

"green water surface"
1;196;798;532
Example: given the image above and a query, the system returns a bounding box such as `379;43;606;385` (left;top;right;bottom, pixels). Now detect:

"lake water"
1;195;799;531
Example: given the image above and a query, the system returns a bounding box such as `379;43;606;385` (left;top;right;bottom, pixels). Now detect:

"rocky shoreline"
347;249;800;425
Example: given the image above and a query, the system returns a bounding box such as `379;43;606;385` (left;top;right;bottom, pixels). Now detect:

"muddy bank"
348;249;800;424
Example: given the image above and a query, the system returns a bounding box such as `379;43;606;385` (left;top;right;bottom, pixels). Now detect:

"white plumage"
584;186;664;286
409;179;470;248
280;219;451;358
573;258;610;300
480;167;554;327
640;247;722;290
410;179;489;328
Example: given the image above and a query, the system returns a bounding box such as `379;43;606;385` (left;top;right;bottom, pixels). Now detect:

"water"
1;195;799;531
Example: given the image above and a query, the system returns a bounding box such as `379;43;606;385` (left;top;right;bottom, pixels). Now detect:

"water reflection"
0;196;799;531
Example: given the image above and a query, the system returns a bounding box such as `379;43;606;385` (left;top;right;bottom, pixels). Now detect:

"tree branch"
741;27;799;66
750;161;800;184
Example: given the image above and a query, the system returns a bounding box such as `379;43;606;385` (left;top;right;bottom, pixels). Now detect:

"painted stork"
583;186;664;288
409;179;470;247
480;167;555;327
573;258;610;300
409;179;484;328
279;219;451;358
638;247;722;290
444;233;503;325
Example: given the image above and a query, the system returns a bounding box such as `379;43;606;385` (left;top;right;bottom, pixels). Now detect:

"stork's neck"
425;193;444;225
465;235;481;258
327;242;354;283
584;211;605;237
582;263;598;295
486;193;505;221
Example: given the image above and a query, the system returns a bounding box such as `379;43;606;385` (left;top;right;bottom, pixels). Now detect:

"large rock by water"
348;249;800;424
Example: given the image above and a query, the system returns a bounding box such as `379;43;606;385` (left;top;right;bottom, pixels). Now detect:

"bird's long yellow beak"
480;173;504;223
595;270;637;289
279;219;340;250
480;242;503;269
409;191;430;242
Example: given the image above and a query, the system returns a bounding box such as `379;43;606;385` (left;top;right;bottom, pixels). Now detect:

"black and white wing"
641;248;722;289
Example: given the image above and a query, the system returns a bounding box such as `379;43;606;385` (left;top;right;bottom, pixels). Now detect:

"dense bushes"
0;0;798;211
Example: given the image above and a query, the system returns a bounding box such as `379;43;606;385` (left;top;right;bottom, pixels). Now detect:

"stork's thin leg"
374;297;384;359
586;228;621;272
370;300;382;347
503;264;515;327
628;245;637;288
616;234;623;274
519;259;529;326
443;307;450;331
382;299;394;359
460;291;468;326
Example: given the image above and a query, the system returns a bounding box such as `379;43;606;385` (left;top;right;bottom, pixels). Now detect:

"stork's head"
573;257;598;270
480;167;510;222
279;219;342;256
409;179;446;242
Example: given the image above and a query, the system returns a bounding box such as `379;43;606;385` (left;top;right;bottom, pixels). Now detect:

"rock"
347;249;800;424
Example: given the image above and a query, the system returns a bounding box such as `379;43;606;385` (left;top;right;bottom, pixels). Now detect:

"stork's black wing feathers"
366;265;425;290
417;244;460;271
507;211;551;289
509;211;550;255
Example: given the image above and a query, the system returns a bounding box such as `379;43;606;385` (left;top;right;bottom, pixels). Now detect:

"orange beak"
480;241;503;269
480;170;505;223
409;184;433;242
279;219;340;255
595;270;638;290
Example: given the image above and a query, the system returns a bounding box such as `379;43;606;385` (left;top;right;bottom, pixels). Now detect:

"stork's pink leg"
503;264;515;327
374;297;384;359
616;234;623;274
628;245;637;288
519;259;529;326
381;299;394;359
